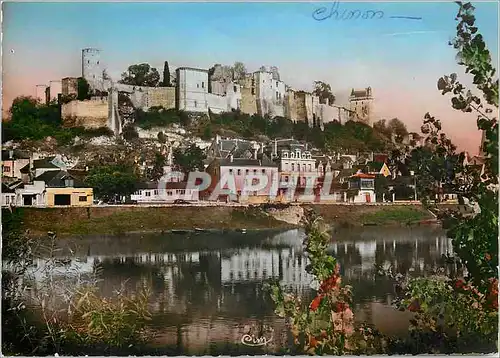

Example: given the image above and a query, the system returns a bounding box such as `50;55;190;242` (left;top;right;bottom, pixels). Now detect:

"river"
27;226;453;355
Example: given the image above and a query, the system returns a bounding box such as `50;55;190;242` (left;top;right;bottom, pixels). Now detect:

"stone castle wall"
61;99;109;129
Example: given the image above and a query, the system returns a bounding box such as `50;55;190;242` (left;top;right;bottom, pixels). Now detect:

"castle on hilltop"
36;48;375;135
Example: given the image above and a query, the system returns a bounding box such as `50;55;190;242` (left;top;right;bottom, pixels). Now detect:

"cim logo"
240;324;274;347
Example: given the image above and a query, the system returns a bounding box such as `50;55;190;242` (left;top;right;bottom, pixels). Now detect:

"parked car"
173;199;191;205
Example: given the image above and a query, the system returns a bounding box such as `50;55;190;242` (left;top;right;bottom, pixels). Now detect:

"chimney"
230;154;233;163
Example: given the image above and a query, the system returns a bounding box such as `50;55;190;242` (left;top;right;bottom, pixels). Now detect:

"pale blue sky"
2;1;499;153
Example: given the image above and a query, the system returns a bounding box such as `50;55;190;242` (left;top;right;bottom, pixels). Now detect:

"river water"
29;226;453;355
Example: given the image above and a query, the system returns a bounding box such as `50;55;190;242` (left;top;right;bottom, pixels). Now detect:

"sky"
2;1;499;154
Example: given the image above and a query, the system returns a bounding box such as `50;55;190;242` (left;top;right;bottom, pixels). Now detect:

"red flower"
310;294;325;311
408;300;421;312
309;336;318;348
334;302;348;312
455;279;465;289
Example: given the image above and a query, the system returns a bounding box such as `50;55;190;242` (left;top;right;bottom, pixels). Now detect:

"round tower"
81;48;103;90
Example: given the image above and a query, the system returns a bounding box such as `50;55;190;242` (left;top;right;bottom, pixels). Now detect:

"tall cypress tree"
162;61;171;87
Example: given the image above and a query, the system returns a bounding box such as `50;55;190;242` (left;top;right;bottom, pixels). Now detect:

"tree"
119;63;160;87
233;62;246;81
202;125;213;140
77;77;91;101
84;164;138;202
173;144;206;173
313;81;336;105
391;2;498;352
162;61;171;87
157;131;167;143
122;125;139;142
150;152;166;181
387;118;408;143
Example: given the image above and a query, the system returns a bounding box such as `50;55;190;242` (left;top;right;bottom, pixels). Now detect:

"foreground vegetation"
269;1;498;355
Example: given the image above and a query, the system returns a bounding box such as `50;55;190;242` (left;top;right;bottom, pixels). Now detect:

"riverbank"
12;204;436;237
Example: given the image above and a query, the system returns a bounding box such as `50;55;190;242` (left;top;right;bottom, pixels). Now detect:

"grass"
360;206;433;225
20;206;291;237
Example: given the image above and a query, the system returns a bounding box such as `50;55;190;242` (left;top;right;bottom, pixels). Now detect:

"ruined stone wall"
61;99;109;129
294;92;308;122
145;87;176;110
285;90;297;121
62;77;78;96
240;76;257;115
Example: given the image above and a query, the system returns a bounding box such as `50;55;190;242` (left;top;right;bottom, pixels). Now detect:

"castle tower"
348;87;374;126
82;48;103;91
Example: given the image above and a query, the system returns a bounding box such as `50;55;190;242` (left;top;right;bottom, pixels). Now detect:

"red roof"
350;173;375;179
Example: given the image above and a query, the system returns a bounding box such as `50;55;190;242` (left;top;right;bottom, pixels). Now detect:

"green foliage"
135;107;189;129
149;152;167;181
119;63;160;87
395;277;498;353
161;61;171;87
77;77;91;101
268;210;386;355
3;96;114;145
1;211;153;355
313;81;336;105
389;2;499;353
122;124;139;141
84;164;139;202
173;144;206;173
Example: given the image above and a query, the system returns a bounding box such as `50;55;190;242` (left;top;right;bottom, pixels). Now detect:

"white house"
131;181;199;203
348;172;376;203
15;181;46;207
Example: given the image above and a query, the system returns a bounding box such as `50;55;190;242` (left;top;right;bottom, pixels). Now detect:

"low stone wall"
61;99;109;128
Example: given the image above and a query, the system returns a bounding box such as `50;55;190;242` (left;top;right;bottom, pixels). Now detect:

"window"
308;164;312;171
291;163;295;171
178;189;186;195
97;61;99;65
245;169;249;174
64;179;74;187
3;166;10;173
87;60;90;64
253;169;257;174
79;196;87;202
202;82;205;88
6;196;10;204
229;169;233;174
285;176;289;182
234;85;237;92
261;169;265;174
276;92;279;100
197;83;200;88
237;169;241;175
154;189;158;195
194;100;197;107
167;191;172;196
251;88;255;95
145;191;151;197
303;164;306;171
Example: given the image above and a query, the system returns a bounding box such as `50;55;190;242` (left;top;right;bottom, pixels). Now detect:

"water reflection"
28;226;453;353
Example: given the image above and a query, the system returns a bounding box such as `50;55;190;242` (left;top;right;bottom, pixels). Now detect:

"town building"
1;149;31;180
205;148;278;203
131;181;200;203
348;172;376;203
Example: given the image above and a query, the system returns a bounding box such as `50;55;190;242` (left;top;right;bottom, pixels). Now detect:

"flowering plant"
268;209;385;354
